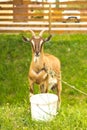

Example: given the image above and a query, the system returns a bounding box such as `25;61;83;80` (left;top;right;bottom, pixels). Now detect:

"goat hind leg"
40;80;48;93
57;75;62;109
40;84;45;93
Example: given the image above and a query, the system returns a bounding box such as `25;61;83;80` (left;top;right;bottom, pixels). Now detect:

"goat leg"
40;79;48;93
40;84;45;93
57;73;62;109
29;78;34;97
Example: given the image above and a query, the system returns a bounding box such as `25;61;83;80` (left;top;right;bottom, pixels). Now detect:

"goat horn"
39;29;46;37
23;29;36;36
29;29;36;36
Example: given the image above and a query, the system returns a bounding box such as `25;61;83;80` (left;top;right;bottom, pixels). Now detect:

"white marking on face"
40;39;43;47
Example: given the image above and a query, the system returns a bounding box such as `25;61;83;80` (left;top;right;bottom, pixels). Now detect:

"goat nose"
35;52;40;57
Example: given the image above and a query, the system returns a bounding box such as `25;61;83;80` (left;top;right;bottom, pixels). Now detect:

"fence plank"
0;1;87;34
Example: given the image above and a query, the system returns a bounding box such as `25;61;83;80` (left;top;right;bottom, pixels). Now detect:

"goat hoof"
30;93;34;97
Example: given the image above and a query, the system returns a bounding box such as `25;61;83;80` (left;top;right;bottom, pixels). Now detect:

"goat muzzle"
35;52;40;57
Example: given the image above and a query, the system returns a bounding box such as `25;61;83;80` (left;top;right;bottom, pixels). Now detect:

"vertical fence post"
13;0;28;22
49;3;52;34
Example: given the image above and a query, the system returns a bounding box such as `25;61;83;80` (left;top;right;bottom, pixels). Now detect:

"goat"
23;30;62;108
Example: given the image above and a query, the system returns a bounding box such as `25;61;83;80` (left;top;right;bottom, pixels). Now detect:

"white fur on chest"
34;56;39;63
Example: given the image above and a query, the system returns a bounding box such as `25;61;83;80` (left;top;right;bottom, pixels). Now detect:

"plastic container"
30;93;58;121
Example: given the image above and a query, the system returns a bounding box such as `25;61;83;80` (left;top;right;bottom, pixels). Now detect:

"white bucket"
30;93;58;121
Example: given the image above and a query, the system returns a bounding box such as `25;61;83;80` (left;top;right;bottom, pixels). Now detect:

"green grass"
0;33;87;130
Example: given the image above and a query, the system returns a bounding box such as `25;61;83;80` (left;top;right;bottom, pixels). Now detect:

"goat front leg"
29;78;34;97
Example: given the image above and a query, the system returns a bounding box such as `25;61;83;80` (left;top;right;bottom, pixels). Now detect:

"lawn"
0;33;87;130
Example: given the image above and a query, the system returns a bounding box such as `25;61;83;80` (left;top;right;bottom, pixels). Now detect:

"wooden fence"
0;1;87;33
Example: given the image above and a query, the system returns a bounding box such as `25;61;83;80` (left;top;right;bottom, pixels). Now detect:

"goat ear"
44;35;52;42
22;36;30;42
